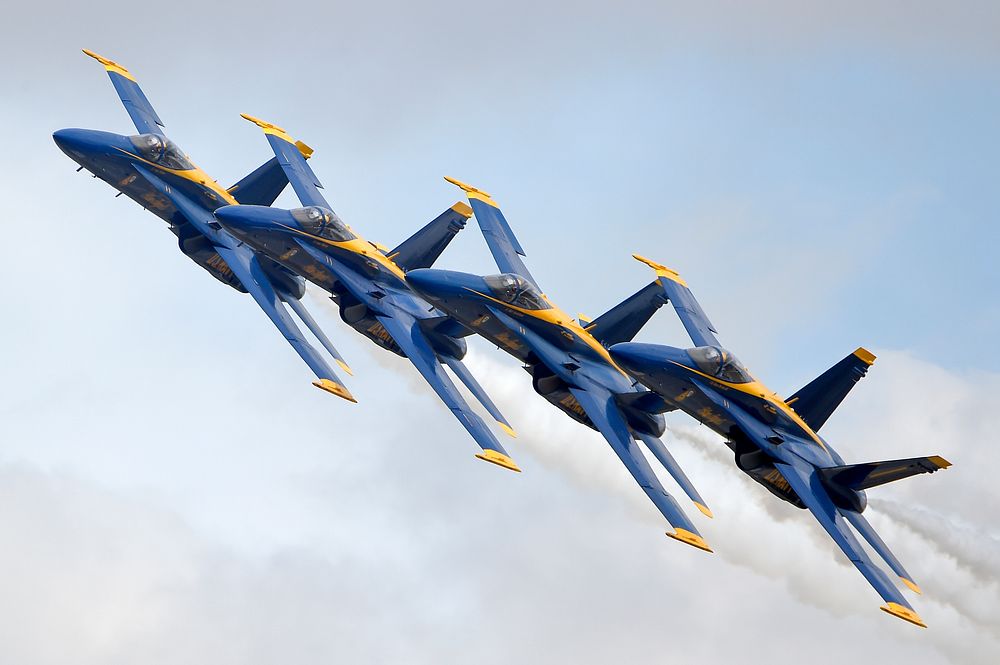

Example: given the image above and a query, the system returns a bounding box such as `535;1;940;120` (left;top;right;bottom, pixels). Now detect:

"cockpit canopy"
686;346;752;383
128;133;193;170
483;273;550;310
290;206;355;242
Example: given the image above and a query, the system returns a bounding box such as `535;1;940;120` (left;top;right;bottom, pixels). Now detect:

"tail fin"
387;202;472;272
227;157;291;206
586;282;669;347
786;348;875;431
820;455;951;491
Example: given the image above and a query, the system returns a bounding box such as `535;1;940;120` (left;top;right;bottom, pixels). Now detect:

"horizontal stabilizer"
388;202;472;271
228;157;291;207
820;455;951;491
587;282;669;346
786;348;875;431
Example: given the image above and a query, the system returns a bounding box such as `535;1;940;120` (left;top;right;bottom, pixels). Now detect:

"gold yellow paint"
444;176;500;208
928;455;952;469
670;361;829;451
633;254;688;287
467;289;627;375
450;201;473;218
900;577;923;595
666;528;713;553
498;422;518;438
475;449;522;472
312;379;357;403
241;114;314;158
853;347;877;365
82;49;136;82
273;223;407;282
694;502;714;519
880;602;927;628
336;359;354;376
113;147;238;206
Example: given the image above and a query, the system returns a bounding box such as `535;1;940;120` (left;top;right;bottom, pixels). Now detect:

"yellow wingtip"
240;113;311;158
82;49;135;81
632;254;688;287
312;379;357;403
900;577;923;595
335;359;354;377
665;528;713;553
497;422;518;439
450;201;473;218
475;449;521;472
928;455;952;469
853;347;877;365
443;176;498;207
880;602;927;628
694;502;714;519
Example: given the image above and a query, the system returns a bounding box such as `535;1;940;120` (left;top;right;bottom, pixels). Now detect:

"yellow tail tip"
880;602;927;628
82;49;135;81
312;379;357;403
694;502;714;519
443;176;498;207
241;113;310;157
665;528;713;553
475;450;521;472
900;577;923;595
853;347;877;365
336;359;354;377
632;254;688;287
928;455;952;469
450;201;473;218
497;422;518;439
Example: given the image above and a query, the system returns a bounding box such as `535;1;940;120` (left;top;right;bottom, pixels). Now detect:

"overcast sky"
1;2;998;663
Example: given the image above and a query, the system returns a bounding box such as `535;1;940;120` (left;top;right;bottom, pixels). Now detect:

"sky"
1;1;999;663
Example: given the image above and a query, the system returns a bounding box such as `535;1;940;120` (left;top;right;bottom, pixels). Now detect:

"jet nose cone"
609;342;657;374
52;128;91;154
405;268;481;301
404;268;448;299
214;204;279;234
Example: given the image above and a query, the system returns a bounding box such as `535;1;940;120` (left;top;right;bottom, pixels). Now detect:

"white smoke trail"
461;346;1000;647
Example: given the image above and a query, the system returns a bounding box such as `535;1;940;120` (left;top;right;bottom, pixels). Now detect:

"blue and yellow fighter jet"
405;180;713;551
211;117;520;471
607;256;951;627
52;51;354;401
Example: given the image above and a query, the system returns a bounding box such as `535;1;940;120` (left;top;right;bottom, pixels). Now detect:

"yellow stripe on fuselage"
274;223;407;282
669;361;827;450
114;148;238;206
467;289;626;375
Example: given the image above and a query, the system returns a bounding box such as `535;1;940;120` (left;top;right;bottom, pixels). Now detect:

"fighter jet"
405;179;713;552
53;50;354;401
608;256;951;627
212;117;519;471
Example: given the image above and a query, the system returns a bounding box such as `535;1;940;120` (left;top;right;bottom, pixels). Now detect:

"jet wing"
444;177;538;288
241;114;329;209
133;165;354;402
478;305;709;548
633;254;720;348
569;385;711;553
774;461;927;627
373;311;521;472
83;50;164;136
